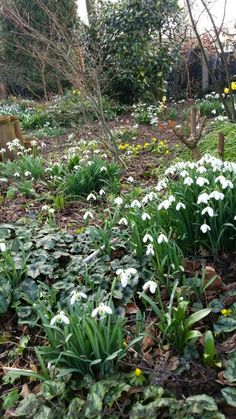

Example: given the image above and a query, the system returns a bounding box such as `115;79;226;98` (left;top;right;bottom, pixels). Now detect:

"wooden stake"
217;132;225;160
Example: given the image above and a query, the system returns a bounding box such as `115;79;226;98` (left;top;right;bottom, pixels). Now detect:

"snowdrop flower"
143;233;153;243
127;176;134;183
30;140;37;147
50;310;70;325
196;177;209;187
200;223;211;234
83;211;93;220
0;148;6;153
142;213;151;221
0;242;7;252
184;177;194;186
146;243;154;256
197;193;210;205
14;172;20;178
209;191;224;201
158;199;171;210
131;199;142;208
42;205;49;212
168;195;176;203
201;206;214;217
211;109;216;115
92;303;112;318
119;217;128;226
197;166;207;174
234;216;236;220
24;171;31;177
179;170;189;177
157;233;168;244
99;189;106;196
100;166;107;172
68;133;74;141
176;202;186;211
114;197;123;206
48;208;55;215
116;268;138;287
70;290;87;305
143;280;157;294
221;179;233;189
155;180;168;191
87;193;96;201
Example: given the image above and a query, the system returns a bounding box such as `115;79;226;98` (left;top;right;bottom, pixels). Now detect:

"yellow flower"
134;368;142;377
221;308;232;316
144;142;149;147
122;340;127;348
224;87;229;94
231;82;236;91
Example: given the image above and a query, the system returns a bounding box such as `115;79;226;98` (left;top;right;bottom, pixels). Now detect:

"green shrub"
62;159;120;198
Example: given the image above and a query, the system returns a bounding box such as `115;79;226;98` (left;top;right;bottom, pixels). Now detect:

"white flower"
209;191;224;201
92;303;113;318
197;193;210;204
127;176;134;183
70;290;87;305
114;197;123;206
131;199;141;208
234;216;236;220
48;208;55;215
0;242;7;252
118;217;128;226
221;179;233;189
176;202;186;211
200;223;211;234
158;199;171;210
87;193;96;201
50;310;70;325
196;177;209;187
14;172;20;178
211;109;216;115
143;280;157;294
168;195;176;203
99;189;106;196
83;211;93;220
116;268;138;287
146;243;154;255
24;171;31;177
30;140;37;147
196;166;207;174
68;133;74;141
184;177;194;186
157;233;168;244
143;233;153;243
142;213;151;221
201;206;214;217
0;148;6;153
179;170;189;177
42;205;49;212
100;166;107;172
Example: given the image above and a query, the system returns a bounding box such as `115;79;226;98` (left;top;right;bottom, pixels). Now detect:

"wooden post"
0;116;16;160
202;48;209;91
217;132;225;160
10;116;25;145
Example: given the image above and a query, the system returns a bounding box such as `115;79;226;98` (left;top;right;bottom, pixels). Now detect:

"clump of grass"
177;121;236;161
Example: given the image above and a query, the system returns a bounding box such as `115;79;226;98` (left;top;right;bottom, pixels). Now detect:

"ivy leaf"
222;387;236;407
214;317;236;333
14;394;40;417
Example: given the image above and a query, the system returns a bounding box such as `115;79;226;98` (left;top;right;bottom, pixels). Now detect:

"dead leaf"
204;266;222;290
217;371;236;387
125;302;138;314
142;335;154;352
20;384;30;399
217;334;236;354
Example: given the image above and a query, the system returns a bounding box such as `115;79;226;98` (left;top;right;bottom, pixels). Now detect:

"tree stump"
0;116;16;160
10;116;24;144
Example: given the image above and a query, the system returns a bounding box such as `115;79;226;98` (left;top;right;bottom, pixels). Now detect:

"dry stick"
217;132;225;160
82;238;119;264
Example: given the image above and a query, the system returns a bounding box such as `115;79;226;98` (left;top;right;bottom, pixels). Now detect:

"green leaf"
214;317;236;333
222;387;236;407
185;330;202;341
14;394;40;417
2;389;20;410
67;397;85;418
185;308;211;328
225;354;236;383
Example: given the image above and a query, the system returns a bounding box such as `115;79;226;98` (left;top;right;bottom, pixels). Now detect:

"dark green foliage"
86;0;181;102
